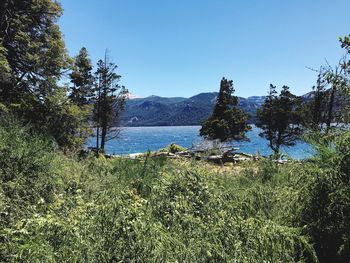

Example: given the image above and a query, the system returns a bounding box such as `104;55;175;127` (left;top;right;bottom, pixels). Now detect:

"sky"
59;0;350;98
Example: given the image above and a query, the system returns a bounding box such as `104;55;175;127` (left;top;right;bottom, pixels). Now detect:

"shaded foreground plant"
6;118;350;262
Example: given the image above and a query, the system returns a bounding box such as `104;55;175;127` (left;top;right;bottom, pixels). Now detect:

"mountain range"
120;92;266;127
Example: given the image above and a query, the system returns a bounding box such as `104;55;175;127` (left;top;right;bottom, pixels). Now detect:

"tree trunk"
96;127;99;154
100;125;107;152
95;75;102;156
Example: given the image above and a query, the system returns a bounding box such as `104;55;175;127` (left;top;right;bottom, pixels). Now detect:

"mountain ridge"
120;92;263;127
121;91;345;127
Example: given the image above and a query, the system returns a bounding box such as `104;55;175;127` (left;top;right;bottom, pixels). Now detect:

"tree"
340;35;350;73
0;0;91;150
0;0;70;103
69;47;95;142
69;47;94;106
257;85;303;155
200;77;250;142
323;61;347;131
302;70;328;132
93;51;128;153
41;87;90;150
339;35;350;124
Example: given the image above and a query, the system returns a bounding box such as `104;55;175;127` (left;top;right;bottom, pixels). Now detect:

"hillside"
120;90;350;127
120;92;260;126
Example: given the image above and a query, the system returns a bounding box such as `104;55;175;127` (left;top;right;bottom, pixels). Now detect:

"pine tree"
311;73;328;130
93;52;128;153
68;47;95;143
0;0;70;103
340;35;350;74
301;71;328;132
0;0;93;150
200;77;250;142
337;36;350;125
257;85;303;155
69;47;94;106
322;61;348;131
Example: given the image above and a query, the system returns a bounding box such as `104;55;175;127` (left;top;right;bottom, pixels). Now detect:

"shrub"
168;143;186;154
4;117;345;262
299;131;350;263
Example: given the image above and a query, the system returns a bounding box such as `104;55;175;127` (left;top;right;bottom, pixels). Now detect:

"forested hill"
120;90;349;127
120;92;262;126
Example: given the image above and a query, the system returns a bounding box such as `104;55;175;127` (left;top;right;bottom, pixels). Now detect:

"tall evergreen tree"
257;85;303;155
68;47;95;143
311;73;328;130
340;35;350;74
200;77;250;142
302;71;328;132
93;52;128;153
0;0;93;150
322;61;347;131
0;0;70;103
339;35;350;124
69;47;94;106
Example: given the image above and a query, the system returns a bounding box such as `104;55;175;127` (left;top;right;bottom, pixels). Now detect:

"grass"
1;118;349;262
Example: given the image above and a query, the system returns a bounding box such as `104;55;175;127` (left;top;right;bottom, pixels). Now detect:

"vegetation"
256;85;303;155
1;1;350;262
0;117;349;262
0;0;84;149
200;78;251;142
302;71;329;132
0;1;127;152
93;51;128;153
69;47;95;107
120;93;259;127
160;143;187;153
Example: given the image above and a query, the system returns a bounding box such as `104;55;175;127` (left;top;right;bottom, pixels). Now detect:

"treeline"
0;0;127;153
201;37;350;155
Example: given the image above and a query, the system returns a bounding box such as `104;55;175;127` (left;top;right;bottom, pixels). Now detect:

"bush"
0;117;58;261
299;131;350;263
7;117;350;262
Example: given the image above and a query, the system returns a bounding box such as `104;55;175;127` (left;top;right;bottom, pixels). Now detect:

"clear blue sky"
59;0;350;98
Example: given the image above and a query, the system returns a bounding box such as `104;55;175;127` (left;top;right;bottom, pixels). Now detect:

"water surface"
86;125;313;159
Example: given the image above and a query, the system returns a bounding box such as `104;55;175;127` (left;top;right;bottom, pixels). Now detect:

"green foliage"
68;47;95;144
0;117;57;261
2;118;350;263
299;131;350;263
200;78;251;142
0;0;70;101
121;93;258;127
340;34;350;54
0;0;92;150
0;119;324;262
257;84;304;154
301;71;329;132
0;43;11;82
69;47;95;106
160;143;186;153
93;52;128;152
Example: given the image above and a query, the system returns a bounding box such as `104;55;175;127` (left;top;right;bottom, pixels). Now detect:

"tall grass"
1;117;349;262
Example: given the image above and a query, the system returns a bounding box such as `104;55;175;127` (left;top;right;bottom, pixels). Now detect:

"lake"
86;125;314;159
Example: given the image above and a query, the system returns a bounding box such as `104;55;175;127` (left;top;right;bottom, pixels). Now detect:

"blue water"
86;126;314;159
